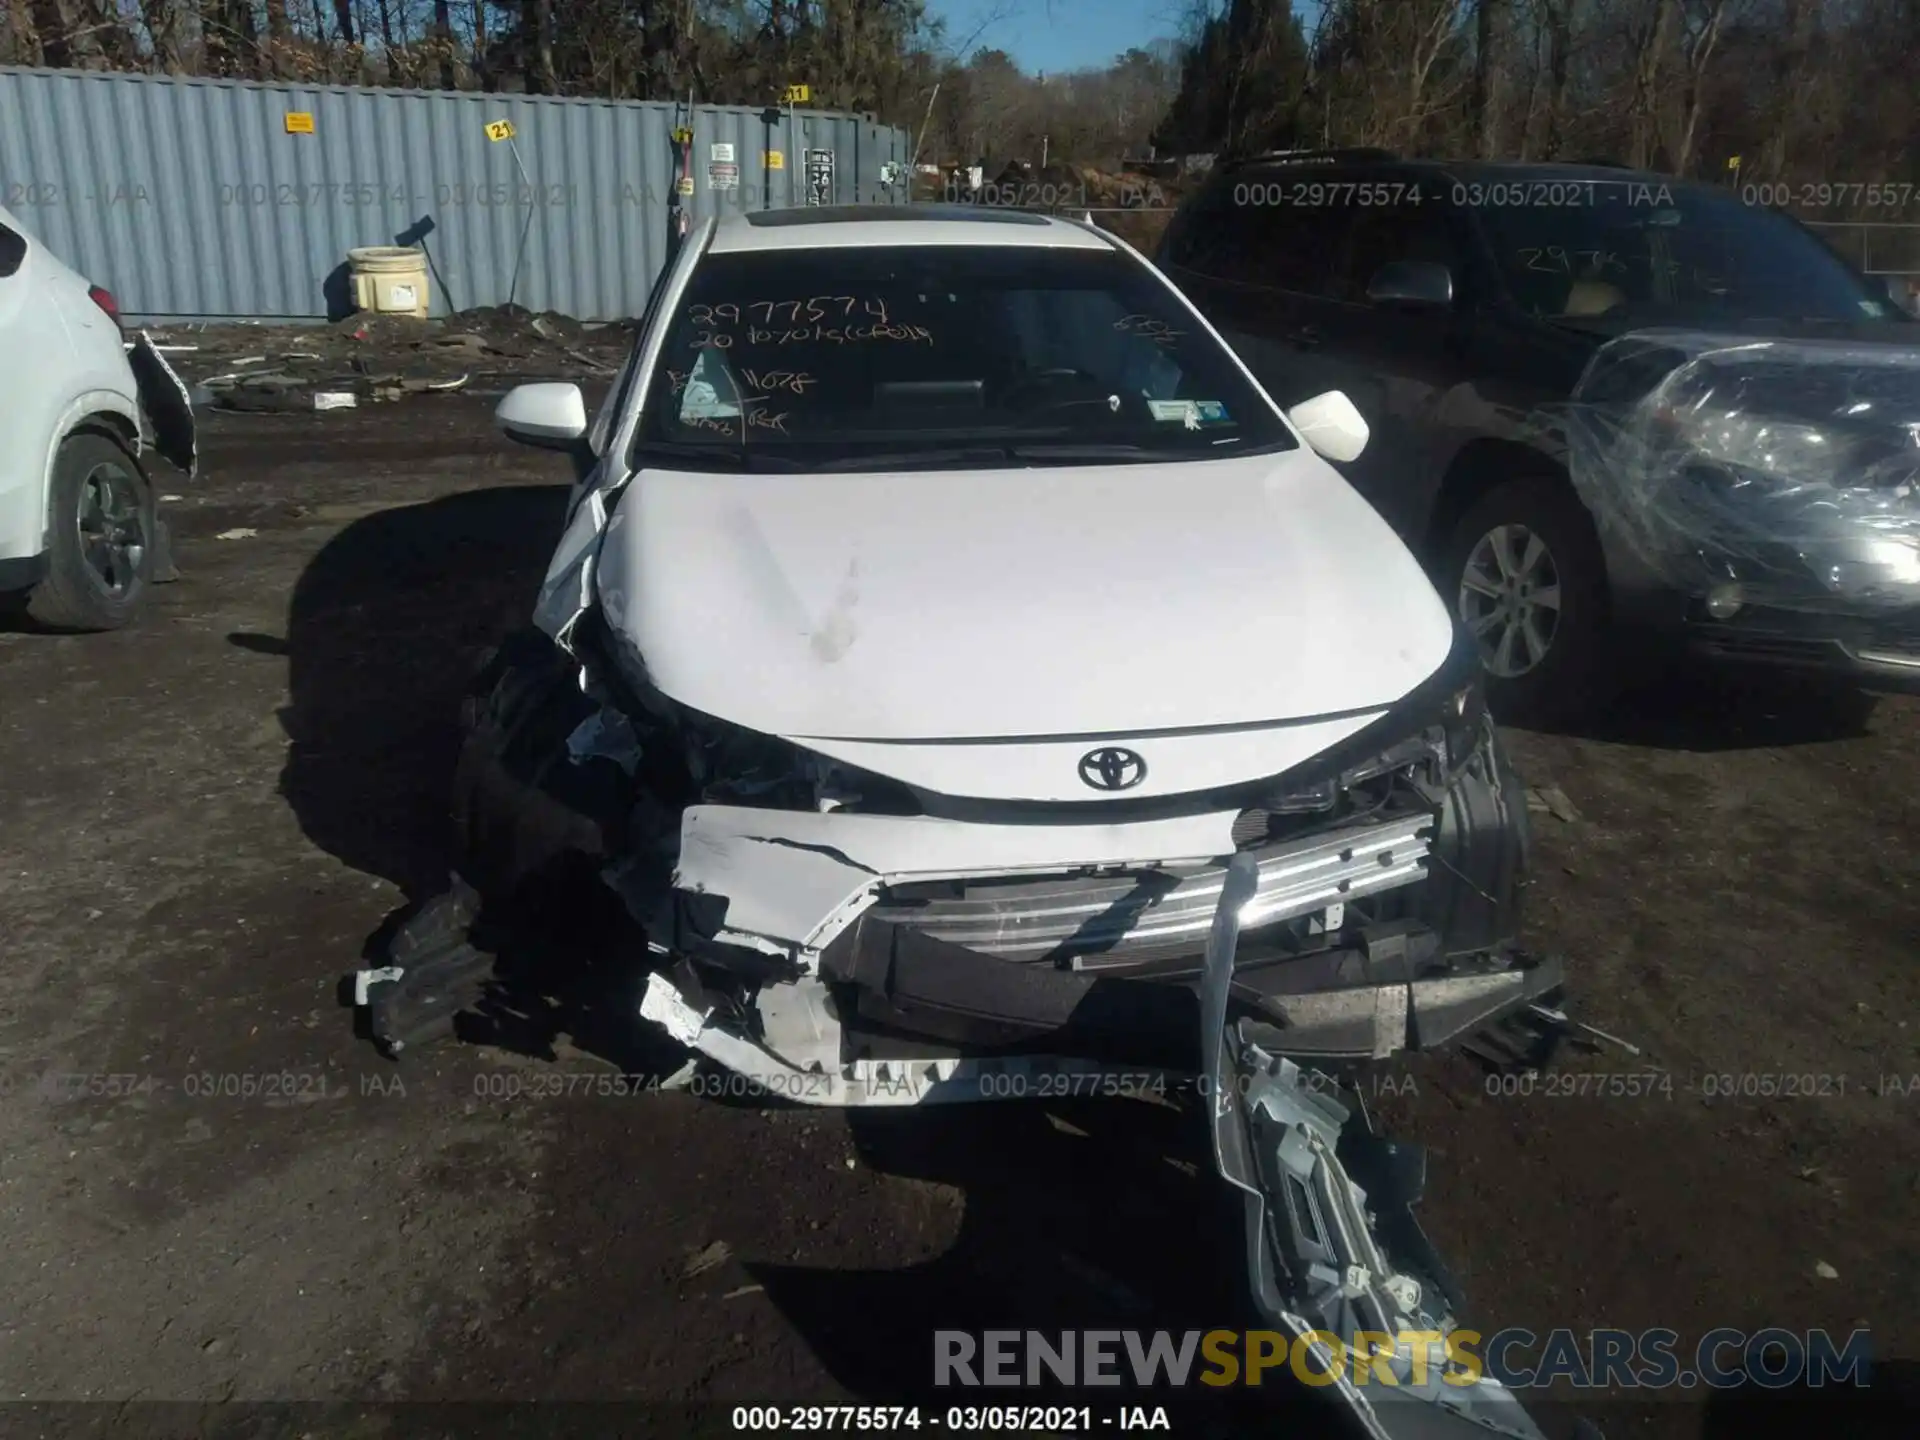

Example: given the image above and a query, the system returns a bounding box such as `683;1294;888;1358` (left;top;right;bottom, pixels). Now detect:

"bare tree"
1663;0;1738;176
433;0;457;89
29;0;102;68
136;0;186;72
1624;0;1679;168
5;2;44;65
530;0;556;94
1472;0;1508;158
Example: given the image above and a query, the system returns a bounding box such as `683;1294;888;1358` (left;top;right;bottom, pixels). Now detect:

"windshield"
632;243;1292;472
1475;182;1900;326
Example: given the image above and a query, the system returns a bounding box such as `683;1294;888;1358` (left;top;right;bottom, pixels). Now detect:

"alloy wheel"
76;460;148;599
1458;522;1562;678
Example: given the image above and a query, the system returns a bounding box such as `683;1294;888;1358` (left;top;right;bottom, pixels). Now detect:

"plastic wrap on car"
1563;327;1920;614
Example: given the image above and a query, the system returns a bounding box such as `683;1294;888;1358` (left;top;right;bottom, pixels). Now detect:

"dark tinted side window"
0;223;27;278
1246;201;1351;296
1199;167;1362;297
1339;194;1463;302
1162;179;1261;281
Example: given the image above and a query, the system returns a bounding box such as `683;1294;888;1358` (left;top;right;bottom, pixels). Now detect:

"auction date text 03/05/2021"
729;1406;1172;1433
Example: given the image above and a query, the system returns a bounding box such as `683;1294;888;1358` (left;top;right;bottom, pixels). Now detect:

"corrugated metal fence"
0;66;911;322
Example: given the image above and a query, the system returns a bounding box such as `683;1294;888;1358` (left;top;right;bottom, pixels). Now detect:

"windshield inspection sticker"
1148;399;1229;429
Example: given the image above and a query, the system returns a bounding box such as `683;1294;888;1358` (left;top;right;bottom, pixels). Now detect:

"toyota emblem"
1078;746;1147;792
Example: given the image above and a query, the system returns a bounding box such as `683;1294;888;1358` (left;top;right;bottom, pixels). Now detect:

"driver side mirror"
1366;259;1454;309
1287;390;1370;463
496;382;590;454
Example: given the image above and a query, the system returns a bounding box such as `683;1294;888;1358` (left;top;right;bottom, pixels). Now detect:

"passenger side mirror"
1286;390;1370;463
1366;260;1454;309
496;382;590;454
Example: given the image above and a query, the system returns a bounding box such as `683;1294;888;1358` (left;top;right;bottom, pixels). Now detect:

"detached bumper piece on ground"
1203;853;1557;1440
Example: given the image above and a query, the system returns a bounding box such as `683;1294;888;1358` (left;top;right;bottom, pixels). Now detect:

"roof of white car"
707;204;1116;255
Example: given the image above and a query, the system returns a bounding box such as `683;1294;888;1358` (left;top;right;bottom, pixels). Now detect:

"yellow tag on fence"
783;84;810;104
284;112;314;134
485;119;517;142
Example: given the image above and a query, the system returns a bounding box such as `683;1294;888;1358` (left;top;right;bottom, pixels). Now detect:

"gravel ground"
0;397;1915;1440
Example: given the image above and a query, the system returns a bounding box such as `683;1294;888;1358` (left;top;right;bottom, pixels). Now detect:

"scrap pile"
150;304;636;414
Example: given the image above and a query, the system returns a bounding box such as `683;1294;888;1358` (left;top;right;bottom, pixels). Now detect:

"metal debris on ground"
682;1241;732;1279
1526;1004;1643;1056
155;303;636;415
654;1059;699;1092
1527;785;1583;823
213;528;258;540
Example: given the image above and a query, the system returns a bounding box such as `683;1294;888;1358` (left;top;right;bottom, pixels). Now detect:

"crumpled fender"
129;331;197;478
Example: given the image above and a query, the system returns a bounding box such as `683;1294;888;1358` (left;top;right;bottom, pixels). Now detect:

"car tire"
1439;473;1612;726
25;431;155;632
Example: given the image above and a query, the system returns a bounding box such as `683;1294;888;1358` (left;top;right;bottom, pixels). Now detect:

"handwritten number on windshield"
687;296;894;326
1116;314;1184;346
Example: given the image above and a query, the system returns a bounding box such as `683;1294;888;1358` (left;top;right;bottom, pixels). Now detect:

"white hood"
594;449;1452;746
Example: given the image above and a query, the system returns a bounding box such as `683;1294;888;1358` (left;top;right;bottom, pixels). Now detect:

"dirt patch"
0;400;1915;1437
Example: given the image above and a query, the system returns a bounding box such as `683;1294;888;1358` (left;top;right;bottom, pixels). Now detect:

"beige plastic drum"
347;245;430;317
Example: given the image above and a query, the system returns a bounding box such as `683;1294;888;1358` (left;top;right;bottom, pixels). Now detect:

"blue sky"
926;0;1189;74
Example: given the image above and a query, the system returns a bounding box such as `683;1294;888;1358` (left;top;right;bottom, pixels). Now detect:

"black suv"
1158;151;1920;722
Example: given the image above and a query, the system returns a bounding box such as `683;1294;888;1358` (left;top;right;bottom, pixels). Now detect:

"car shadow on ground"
256;483;567;901
742;1097;1362;1434
1516;660;1883;752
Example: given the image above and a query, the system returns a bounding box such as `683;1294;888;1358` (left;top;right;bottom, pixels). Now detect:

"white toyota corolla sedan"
366;204;1559;1440
0;203;194;629
417;202;1550;1094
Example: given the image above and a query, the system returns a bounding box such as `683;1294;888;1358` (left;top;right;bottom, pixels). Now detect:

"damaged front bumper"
368;618;1547;1104
626;710;1553;1107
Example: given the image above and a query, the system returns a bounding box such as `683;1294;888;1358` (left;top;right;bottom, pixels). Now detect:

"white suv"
0;204;194;629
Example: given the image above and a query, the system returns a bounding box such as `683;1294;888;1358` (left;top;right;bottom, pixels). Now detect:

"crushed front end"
486;606;1552;1106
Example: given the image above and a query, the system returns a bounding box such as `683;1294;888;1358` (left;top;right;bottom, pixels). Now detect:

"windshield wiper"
808;447;1024;473
631;441;803;473
1007;442;1182;463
